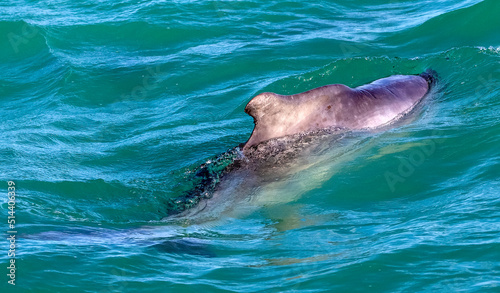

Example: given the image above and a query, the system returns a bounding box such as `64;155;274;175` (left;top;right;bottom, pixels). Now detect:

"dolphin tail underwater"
166;70;437;219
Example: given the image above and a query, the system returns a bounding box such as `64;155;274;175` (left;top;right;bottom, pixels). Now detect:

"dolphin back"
243;74;431;149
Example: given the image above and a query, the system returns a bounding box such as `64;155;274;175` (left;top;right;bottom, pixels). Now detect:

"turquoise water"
1;0;500;292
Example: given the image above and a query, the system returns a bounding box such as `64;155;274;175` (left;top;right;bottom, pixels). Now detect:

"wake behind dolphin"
166;70;437;221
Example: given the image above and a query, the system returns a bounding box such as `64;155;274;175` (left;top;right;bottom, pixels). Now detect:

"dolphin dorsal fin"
243;85;350;149
244;92;290;149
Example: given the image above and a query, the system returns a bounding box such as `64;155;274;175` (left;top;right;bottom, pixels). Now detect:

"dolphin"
243;72;434;151
166;71;436;222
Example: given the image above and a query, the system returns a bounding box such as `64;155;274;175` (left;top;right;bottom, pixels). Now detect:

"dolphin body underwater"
166;70;436;222
26;71;437;257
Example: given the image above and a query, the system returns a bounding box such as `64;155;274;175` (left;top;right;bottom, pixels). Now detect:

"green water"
1;0;499;292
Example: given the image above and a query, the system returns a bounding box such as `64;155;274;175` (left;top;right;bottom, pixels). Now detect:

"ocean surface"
1;0;499;292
